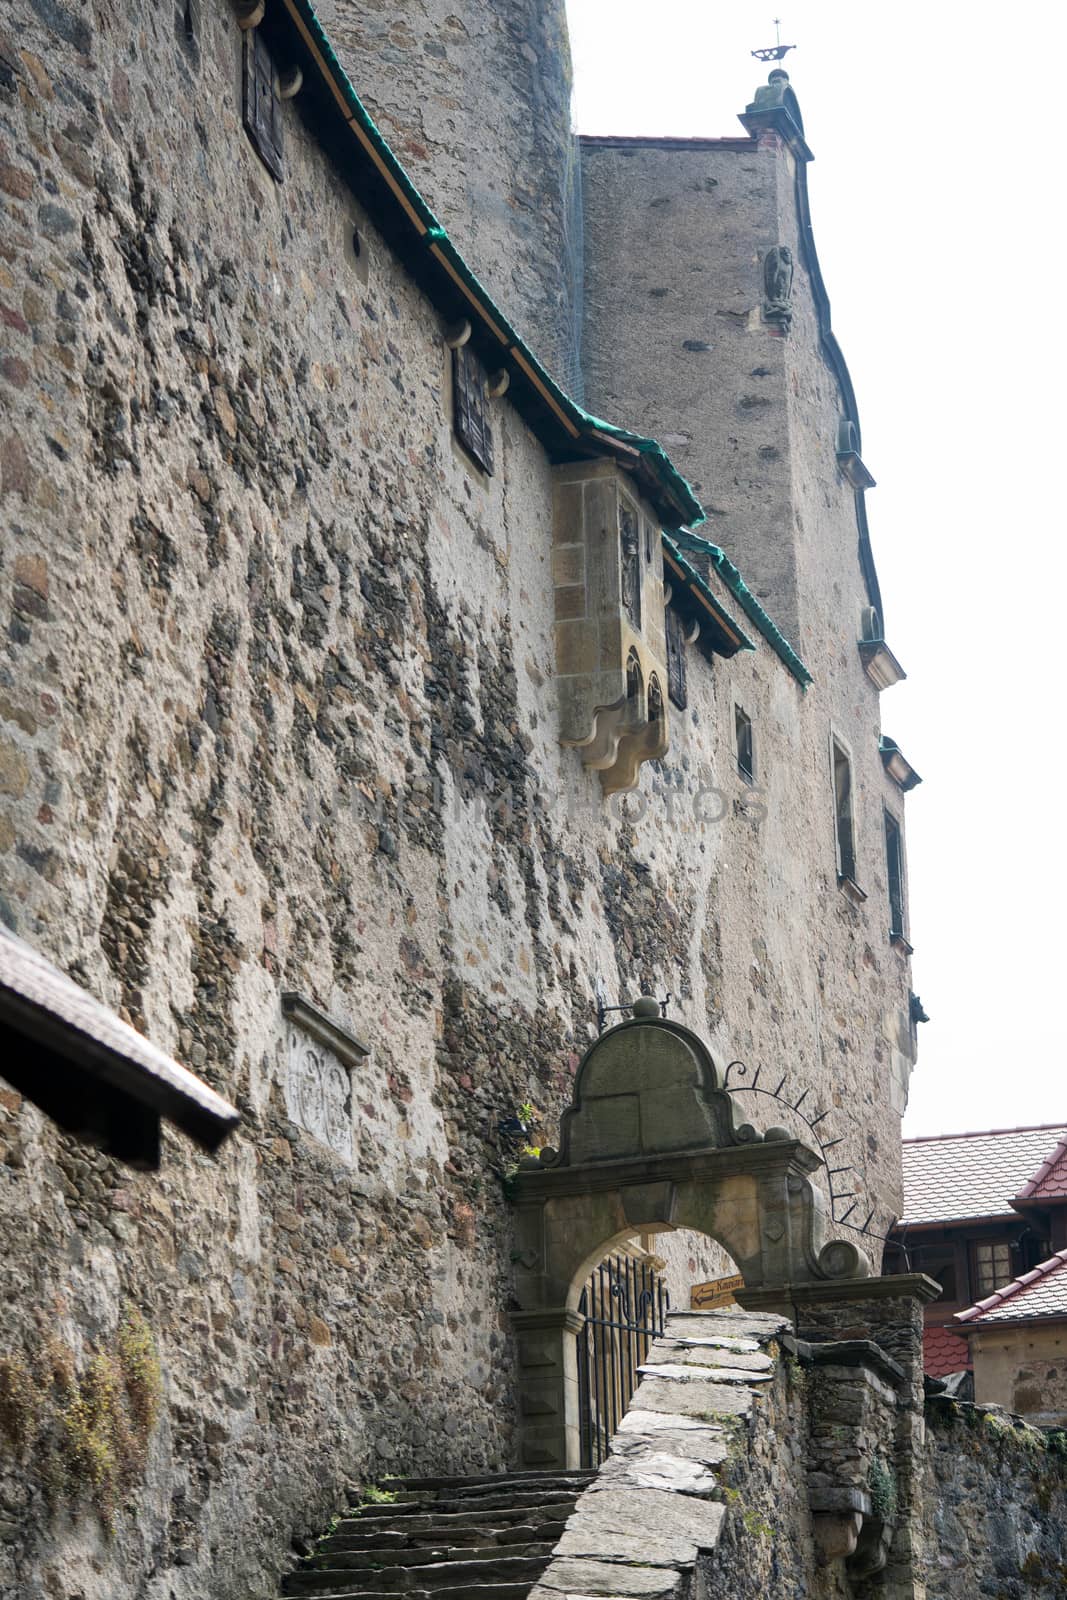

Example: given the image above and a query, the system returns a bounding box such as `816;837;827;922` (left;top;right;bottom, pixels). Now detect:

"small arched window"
626;649;643;706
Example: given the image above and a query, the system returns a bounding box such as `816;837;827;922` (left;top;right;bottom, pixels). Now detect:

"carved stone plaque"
284;1027;353;1162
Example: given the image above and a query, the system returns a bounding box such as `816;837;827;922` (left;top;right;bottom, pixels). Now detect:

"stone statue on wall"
763;244;794;331
619;501;642;630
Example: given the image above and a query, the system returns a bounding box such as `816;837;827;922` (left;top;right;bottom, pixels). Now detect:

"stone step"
310;1542;556;1572
335;1504;577;1538
281;1587;535;1600
323;1521;567;1554
284;1554;552;1595
394;1472;594;1494
347;1491;579;1520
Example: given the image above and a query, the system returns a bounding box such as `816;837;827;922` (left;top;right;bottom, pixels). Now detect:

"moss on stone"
0;1307;162;1531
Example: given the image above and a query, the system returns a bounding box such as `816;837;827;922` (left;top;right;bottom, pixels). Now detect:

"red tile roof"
923;1325;972;1377
1014;1135;1067;1203
956;1248;1067;1325
899;1125;1067;1226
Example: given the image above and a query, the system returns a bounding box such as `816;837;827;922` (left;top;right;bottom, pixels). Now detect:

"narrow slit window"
735;706;754;783
832;739;856;881
452;343;494;475
885;810;906;940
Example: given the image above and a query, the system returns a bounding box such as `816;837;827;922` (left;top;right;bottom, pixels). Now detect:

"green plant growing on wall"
741;1506;774;1539
0;1307;162;1531
868;1455;898;1524
500;1100;546;1196
360;1483;399;1505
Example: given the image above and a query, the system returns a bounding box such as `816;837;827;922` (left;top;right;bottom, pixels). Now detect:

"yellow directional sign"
690;1273;745;1309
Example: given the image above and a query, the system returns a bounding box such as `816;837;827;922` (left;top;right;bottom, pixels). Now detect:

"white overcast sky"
566;0;1067;1137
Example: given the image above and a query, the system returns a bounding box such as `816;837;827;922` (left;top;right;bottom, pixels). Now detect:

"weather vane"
752;18;795;64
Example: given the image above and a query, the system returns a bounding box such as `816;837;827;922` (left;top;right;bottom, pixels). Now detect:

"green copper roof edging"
671;531;813;688
662;537;756;655
284;0;703;532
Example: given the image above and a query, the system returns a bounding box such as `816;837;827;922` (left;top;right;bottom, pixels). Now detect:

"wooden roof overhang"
0;928;239;1170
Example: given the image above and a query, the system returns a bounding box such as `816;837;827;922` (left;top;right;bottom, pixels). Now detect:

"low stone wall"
533;1305;1067;1600
920;1397;1067;1596
528;1308;837;1600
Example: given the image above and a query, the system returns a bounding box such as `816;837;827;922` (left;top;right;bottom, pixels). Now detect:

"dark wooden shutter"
452;345;494;474
737;707;755;785
885;812;905;938
243;27;283;183
665;606;688;709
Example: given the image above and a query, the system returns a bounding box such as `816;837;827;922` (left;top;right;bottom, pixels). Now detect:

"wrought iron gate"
576;1253;669;1467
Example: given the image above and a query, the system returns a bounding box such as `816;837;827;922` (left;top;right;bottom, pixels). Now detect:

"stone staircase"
281;1470;597;1600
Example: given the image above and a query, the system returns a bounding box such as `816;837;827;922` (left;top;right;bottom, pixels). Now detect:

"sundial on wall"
722;1056;891;1246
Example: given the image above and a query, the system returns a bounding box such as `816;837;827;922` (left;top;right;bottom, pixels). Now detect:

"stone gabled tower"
580;68;918;1164
581;69;887;662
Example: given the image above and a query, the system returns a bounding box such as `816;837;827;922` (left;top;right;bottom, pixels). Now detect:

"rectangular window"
832;738;856;881
973;1240;1013;1299
243;27;283;183
665;607;688;709
452;344;494;475
885;810;906;940
735;706;754;783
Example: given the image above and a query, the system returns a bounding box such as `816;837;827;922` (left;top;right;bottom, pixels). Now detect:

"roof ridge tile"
1014;1135;1067;1200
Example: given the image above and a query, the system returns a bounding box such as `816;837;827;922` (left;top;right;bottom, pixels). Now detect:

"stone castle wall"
1;3;913;1597
580;136;798;638
920;1399;1067;1595
323;0;584;391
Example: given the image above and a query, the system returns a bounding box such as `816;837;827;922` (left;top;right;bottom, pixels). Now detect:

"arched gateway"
510;1005;871;1468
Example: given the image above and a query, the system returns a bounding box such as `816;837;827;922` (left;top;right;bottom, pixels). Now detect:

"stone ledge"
739;1271;943;1312
804;1338;906;1386
809;1484;873;1516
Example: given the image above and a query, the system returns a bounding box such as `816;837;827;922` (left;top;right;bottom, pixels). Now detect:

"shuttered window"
452;345;494;475
243;27;283;183
665;606;688;709
736;706;755;784
832;738;856;881
885;810;906;939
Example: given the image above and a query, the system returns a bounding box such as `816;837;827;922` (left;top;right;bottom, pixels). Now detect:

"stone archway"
510;1007;871;1469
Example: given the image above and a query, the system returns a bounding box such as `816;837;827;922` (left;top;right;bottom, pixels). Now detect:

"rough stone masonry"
1;2;922;1597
